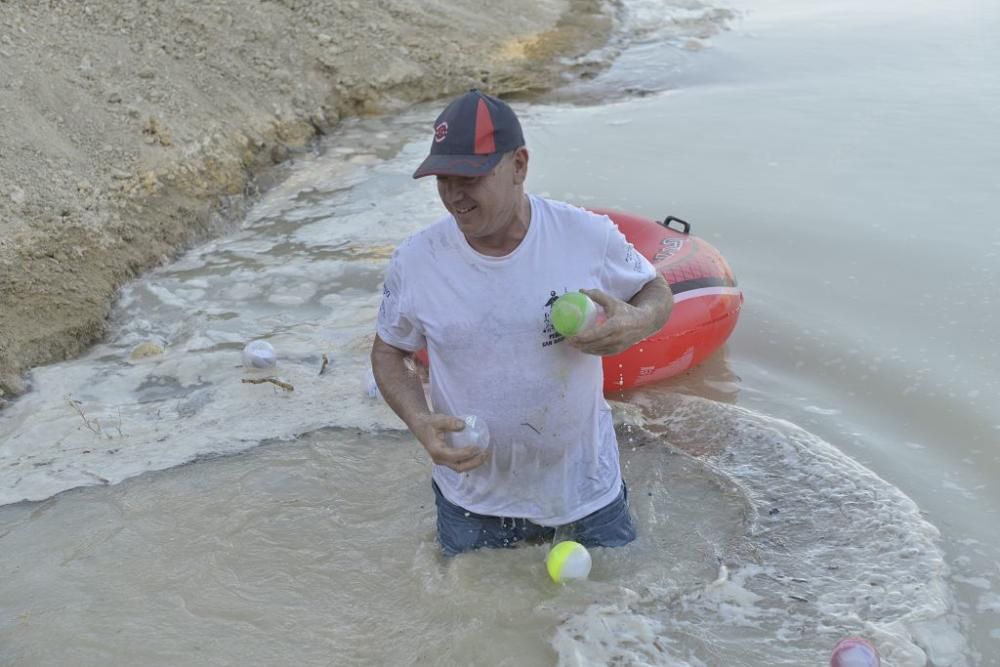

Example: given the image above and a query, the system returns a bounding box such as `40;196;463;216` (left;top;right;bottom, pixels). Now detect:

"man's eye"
436;176;479;186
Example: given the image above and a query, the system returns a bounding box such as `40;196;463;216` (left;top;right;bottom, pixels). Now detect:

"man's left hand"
568;288;655;356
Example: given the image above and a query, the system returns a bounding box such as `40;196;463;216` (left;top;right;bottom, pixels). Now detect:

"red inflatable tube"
413;210;742;392
592;209;742;392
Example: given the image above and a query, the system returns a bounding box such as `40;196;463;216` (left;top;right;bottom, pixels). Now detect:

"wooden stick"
241;377;295;392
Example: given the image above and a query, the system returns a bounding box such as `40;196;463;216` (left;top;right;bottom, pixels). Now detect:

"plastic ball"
830;637;880;667
546;541;592;583
550;292;599;337
129;340;164;360
242;340;277;369
449;415;490;450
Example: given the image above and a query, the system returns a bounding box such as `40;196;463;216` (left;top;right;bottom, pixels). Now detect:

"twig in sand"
319;353;329;376
241;377;295;392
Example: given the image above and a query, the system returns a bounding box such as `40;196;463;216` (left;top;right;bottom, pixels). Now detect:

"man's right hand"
371;336;488;473
412;413;490;473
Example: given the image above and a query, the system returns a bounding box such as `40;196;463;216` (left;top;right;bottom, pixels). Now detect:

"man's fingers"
570;319;627;350
448;449;490;472
445;445;484;461
431;445;489;471
580;288;613;310
570;321;610;345
571;335;631;357
428;414;465;432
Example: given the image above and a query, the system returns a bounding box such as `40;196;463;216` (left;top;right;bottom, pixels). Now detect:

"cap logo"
434;122;449;143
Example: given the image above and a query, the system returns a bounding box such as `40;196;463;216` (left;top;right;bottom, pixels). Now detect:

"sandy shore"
0;0;611;400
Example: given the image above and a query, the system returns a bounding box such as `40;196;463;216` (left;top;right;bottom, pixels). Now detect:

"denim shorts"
433;481;637;557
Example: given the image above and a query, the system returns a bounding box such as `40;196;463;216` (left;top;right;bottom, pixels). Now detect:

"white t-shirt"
377;195;656;525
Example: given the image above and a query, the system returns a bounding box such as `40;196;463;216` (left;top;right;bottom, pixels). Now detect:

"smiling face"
435;147;530;252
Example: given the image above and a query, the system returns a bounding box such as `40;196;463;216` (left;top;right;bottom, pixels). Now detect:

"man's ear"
512;147;529;185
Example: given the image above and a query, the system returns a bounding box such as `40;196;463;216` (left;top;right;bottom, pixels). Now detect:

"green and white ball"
550;292;599;337
546;541;592;583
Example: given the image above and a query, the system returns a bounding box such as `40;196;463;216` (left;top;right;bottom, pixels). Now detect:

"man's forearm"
371;336;431;431
628;275;673;336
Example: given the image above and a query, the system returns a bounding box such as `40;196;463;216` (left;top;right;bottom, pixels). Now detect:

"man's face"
435;148;528;240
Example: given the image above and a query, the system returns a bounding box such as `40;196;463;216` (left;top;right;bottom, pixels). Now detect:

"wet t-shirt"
376;195;656;525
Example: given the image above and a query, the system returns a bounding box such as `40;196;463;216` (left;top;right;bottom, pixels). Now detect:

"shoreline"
0;0;613;401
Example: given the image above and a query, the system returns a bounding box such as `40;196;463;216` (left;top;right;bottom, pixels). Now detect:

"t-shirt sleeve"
376;248;426;352
599;216;658;301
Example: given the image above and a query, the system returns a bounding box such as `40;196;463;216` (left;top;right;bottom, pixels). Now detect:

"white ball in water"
242;340;277;369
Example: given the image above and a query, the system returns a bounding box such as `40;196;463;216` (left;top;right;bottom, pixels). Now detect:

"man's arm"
371;335;488;472
570;275;673;356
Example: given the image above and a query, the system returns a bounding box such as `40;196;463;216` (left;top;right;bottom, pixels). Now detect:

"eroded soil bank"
0;0;611;399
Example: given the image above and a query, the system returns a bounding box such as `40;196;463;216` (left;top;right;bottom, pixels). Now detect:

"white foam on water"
551;589;681;667
0;119;444;507
0;97;581;507
617;0;736;44
978;593;1000;614
543;0;738;102
803;404;841;415
550;394;972;665
952;575;991;591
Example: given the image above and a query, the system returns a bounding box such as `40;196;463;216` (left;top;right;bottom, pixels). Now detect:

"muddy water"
1;0;998;665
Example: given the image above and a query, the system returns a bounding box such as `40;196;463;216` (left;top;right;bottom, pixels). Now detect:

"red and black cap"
412;89;525;179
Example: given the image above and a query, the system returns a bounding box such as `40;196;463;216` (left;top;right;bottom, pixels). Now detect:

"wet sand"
0;0;611;400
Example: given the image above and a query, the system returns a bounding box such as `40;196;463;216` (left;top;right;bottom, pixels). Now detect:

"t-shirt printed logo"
378;285;392;319
541;290;566;348
624;243;646;272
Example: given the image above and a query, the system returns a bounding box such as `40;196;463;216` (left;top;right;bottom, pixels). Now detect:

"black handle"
660;216;691;234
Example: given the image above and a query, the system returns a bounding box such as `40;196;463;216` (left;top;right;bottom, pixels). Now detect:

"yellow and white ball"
546;541;592;583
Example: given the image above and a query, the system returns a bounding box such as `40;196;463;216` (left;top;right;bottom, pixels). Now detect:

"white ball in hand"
449;415;490;450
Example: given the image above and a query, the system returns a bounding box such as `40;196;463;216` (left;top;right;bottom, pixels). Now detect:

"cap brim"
412;152;504;179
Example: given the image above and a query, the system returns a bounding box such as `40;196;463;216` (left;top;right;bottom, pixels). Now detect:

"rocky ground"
0;0;612;401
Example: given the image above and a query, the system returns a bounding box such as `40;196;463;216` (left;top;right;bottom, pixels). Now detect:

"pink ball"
830;637;880;667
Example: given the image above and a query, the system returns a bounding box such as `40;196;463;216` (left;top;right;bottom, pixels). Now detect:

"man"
371;90;673;556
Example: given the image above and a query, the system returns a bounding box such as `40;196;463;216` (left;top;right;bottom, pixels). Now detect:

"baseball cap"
412;89;525;179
